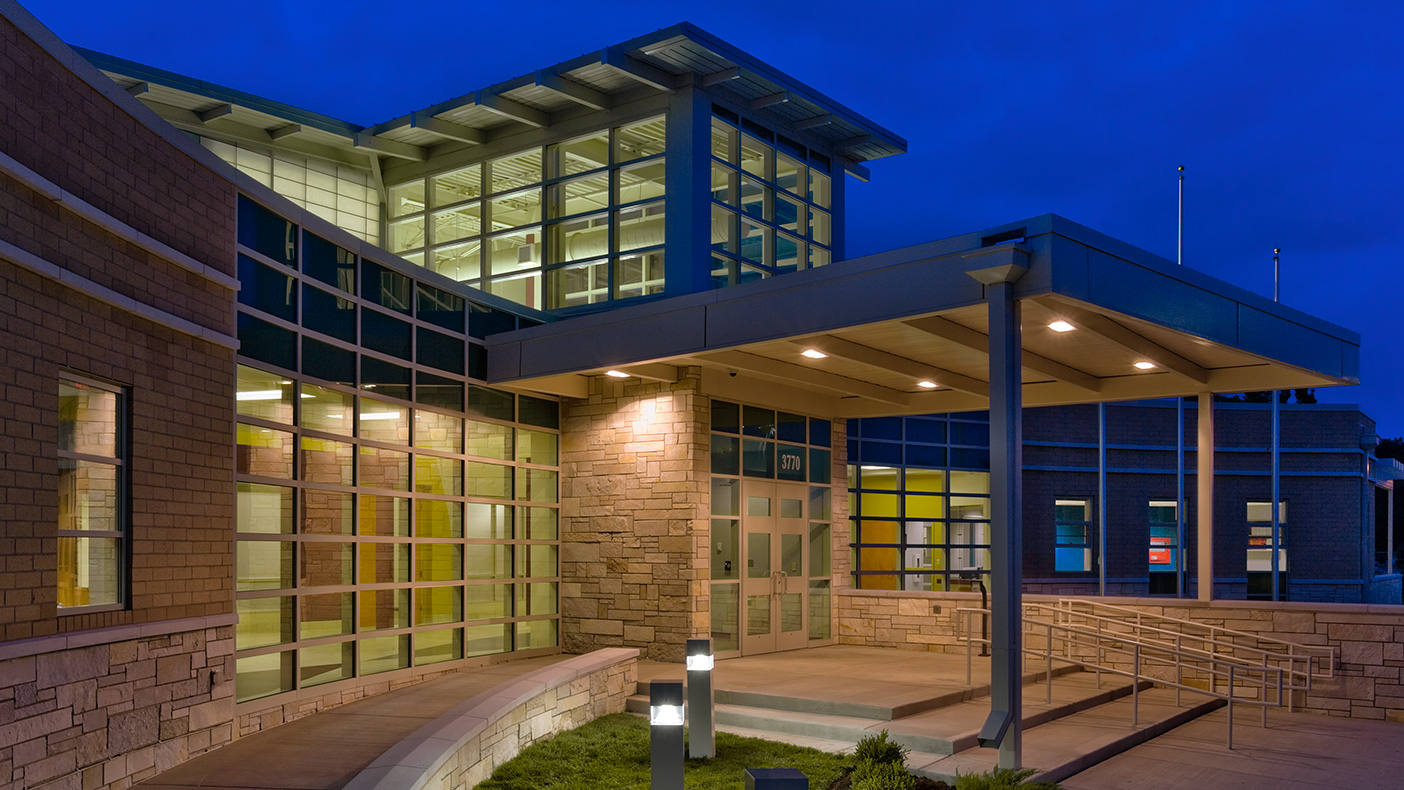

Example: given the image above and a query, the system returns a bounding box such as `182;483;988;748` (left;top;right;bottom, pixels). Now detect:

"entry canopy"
486;214;1360;417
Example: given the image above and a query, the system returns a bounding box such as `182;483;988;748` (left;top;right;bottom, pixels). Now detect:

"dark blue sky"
24;0;1403;432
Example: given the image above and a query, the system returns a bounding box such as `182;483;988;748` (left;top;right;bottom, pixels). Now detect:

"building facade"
0;1;1389;788
849;401;1401;605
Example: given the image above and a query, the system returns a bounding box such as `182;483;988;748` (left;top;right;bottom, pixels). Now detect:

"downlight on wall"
1048;320;1076;333
605;370;630;378
1134;361;1157;370
917;380;938;389
800;348;827;359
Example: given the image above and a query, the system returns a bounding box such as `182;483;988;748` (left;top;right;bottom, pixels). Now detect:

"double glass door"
741;480;808;655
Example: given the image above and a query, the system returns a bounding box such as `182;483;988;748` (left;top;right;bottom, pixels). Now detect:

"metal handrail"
953;605;1288;749
1053;598;1337;678
1024;602;1319;702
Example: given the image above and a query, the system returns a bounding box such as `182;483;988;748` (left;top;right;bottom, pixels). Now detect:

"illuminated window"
57;375;126;610
1149;500;1179;571
1054;498;1094;572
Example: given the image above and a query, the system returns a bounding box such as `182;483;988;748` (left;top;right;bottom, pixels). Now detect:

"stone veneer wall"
839;589;1404;721
0;619;235;790
558;370;710;662
344;649;637;790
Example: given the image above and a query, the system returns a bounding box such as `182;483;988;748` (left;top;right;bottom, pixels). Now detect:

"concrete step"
631;672;1150;757
910;688;1226;785
633;662;1082;722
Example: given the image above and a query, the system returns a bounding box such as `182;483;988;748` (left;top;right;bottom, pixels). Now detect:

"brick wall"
558;370;709;662
0;622;236;790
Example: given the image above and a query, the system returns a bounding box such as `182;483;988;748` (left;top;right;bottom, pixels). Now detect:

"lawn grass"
475;713;849;790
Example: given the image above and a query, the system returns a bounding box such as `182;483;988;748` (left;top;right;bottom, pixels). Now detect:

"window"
1246;501;1288;569
1148;500;1178;572
57;376;126;610
1054;498;1094;572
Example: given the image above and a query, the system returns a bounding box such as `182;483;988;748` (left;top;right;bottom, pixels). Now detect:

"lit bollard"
745;767;808;789
686;638;715;759
650;681;685;790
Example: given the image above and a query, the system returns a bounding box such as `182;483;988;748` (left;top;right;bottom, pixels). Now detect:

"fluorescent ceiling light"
917;380;938;389
1048;320;1076;333
360;412;401;421
1134;361;1157;370
605;370;630;378
801;348;827;359
236;390;282;401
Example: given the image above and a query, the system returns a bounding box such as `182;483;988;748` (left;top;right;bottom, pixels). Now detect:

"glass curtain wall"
708;109;833;287
386;116;666;310
234;194;558;705
849;467;992;591
709;400;833;652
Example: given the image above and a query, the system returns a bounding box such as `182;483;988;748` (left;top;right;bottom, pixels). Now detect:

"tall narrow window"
57;376;126;609
1054;498;1094;572
1148;500;1179;572
1247;501;1288;600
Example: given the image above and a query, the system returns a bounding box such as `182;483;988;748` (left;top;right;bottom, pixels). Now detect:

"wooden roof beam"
701;350;912;407
790;336;990;397
904;315;1102;393
1033;298;1210;385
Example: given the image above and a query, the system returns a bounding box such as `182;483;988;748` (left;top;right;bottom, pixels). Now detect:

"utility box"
745;768;808;789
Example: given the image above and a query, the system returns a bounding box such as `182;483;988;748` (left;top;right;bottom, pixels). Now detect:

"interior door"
741;480;808;655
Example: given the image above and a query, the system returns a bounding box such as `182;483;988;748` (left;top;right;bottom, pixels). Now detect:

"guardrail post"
1175;635;1182;707
1046;623;1054;705
1132;644;1140;727
1226;665;1235;750
1260;655;1270;729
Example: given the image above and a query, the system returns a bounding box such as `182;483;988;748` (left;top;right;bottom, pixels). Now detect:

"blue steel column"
965;247;1028;770
664;82;713;296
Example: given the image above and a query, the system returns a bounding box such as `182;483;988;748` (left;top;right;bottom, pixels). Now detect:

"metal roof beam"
791;336;990;397
700;350;912;407
269;124;303;141
126;81;149;97
796;114;833;130
1033;298;1210;385
410;112;487;145
599;48;679;92
535;71;612;111
842;157;871;182
836;134;870;152
702;66;741;87
352;133;428;162
197;103;233;123
904;315;1102;393
751;91;789;111
476;92;549;128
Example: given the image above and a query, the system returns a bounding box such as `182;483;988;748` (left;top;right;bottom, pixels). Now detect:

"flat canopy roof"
78;22;904;179
486;214;1359;417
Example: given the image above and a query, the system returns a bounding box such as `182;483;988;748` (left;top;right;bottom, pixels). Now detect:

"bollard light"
650;681;685;790
686;638;716;759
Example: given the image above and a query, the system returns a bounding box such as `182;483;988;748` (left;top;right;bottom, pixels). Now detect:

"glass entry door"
741;480;808;655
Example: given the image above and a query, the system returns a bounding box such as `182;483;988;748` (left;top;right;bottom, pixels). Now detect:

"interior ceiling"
537;294;1350;419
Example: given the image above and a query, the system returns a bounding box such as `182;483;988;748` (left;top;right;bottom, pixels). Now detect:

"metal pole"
1099;403;1107;597
980;270;1025;770
1272;249;1282;602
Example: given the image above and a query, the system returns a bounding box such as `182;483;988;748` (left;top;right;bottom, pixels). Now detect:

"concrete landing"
1062;707;1404;790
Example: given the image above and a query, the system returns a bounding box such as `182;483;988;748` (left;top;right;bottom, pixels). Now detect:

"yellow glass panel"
905;495;946;520
414;499;462;538
415;543;463;582
859;520;901;544
858;492;900;518
906;469;946;493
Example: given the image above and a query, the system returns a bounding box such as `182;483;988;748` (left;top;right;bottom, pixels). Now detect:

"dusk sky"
22;0;1403;432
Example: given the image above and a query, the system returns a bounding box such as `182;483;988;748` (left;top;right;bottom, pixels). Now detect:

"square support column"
965;247;1028;770
1197;392;1215;602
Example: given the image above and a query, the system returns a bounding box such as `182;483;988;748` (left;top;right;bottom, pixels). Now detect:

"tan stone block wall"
838;589;1404;721
559;370;709;662
0;625;235;790
426;660;635;790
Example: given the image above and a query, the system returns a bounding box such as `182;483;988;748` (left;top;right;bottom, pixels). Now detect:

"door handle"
779;570;789;594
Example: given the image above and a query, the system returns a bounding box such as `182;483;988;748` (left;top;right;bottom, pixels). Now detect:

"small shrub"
953;766;1062;790
851;759;918;790
852;730;909;767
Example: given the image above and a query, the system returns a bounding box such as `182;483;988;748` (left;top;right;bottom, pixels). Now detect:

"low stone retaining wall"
839;589;1404;721
343;648;638;790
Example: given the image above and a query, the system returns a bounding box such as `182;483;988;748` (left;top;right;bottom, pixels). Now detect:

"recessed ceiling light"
1134;361;1156;370
917;380;938;389
605;370;630;378
1048;320;1075;333
801;348;827;359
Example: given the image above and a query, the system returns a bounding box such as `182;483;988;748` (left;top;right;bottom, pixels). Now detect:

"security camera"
728;369;738;378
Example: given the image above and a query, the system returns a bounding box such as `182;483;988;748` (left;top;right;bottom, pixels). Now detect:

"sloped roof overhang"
485;214;1359;416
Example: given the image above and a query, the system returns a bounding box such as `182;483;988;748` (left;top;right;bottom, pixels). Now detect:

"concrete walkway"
137;655;569;790
1062;707;1404;790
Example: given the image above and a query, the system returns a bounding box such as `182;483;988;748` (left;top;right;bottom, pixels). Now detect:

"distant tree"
1243;391;1272;403
1377;437;1404;462
1293;388;1317;404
